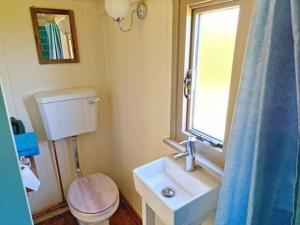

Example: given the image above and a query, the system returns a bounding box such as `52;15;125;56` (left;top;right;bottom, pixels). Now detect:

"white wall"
102;0;174;215
0;0;112;213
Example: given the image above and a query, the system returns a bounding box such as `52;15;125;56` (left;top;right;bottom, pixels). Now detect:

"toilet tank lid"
35;88;98;104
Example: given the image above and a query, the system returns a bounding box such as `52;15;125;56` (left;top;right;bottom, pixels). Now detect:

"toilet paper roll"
20;164;40;191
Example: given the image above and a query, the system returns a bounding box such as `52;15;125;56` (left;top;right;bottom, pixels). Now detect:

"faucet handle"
179;135;197;145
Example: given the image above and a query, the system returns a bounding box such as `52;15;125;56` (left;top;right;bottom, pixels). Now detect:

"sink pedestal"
142;201;155;225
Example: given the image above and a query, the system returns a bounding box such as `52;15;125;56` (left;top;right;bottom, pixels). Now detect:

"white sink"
133;156;220;225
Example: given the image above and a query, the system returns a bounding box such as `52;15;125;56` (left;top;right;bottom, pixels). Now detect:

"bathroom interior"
1;0;300;225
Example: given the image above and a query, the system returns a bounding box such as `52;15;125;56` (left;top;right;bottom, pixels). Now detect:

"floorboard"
35;201;140;225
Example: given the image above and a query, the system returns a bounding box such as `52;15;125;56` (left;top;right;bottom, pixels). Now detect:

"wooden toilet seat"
68;173;119;215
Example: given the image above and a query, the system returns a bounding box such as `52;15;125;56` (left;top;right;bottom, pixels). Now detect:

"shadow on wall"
23;95;47;142
23;93;77;207
23;95;61;196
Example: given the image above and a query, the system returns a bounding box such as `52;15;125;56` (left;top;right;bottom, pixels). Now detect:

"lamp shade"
105;0;130;19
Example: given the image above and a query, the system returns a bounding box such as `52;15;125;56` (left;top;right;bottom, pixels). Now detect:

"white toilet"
35;88;119;225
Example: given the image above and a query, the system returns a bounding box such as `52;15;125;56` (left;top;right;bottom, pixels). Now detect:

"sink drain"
161;187;176;198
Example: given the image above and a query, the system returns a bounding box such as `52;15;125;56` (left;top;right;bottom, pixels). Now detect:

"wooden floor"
36;201;141;225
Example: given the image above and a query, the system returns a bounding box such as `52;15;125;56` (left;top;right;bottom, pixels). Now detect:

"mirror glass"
31;8;79;64
37;13;73;60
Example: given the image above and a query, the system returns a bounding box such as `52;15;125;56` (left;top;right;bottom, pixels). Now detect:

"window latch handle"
184;70;193;99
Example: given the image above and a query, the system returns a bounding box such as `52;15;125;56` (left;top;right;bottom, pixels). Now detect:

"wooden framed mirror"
30;7;79;64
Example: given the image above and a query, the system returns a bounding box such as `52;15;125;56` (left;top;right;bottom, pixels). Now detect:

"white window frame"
169;0;255;169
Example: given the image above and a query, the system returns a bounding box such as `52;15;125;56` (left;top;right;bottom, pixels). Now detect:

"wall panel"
0;0;112;213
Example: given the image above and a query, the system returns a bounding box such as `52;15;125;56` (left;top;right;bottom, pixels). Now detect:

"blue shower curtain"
45;24;64;60
215;0;300;225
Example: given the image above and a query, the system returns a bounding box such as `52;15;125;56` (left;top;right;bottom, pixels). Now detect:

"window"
188;7;240;146
170;0;254;166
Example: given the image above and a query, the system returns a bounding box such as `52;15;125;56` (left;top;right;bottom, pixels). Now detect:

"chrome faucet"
173;135;197;172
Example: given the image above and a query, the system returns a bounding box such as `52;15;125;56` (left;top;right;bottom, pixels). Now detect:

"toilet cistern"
173;135;197;172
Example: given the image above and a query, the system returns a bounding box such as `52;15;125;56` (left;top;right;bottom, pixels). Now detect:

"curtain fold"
45;24;64;60
215;0;300;224
291;0;300;223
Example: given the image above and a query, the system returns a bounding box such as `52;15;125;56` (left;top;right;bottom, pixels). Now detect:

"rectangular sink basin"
133;156;220;225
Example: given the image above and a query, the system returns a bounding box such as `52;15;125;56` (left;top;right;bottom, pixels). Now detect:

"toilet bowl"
67;173;119;225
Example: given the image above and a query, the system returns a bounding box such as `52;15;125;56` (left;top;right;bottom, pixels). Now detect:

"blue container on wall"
14;132;40;157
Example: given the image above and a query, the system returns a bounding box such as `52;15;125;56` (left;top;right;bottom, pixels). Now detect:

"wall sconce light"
105;0;147;32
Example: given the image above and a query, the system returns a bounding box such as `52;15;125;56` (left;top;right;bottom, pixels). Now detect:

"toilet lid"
68;173;119;214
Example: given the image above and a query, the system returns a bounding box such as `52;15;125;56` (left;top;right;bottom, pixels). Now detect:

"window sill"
163;138;224;180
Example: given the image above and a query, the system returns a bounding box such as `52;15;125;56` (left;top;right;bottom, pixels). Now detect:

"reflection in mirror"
30;8;79;64
37;14;73;60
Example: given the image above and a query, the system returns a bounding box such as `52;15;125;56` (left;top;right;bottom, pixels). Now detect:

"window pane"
191;7;239;141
